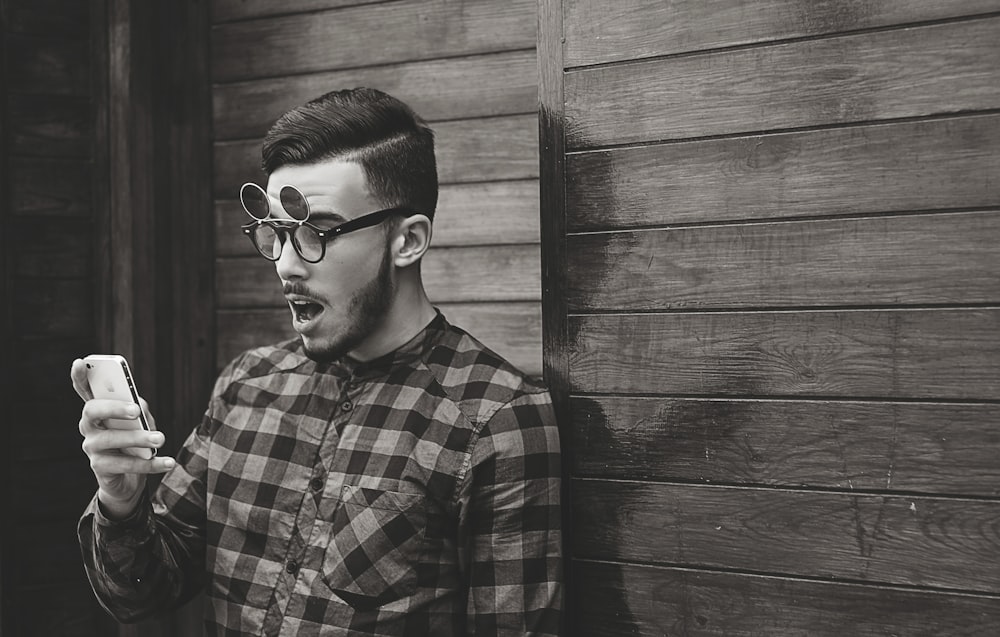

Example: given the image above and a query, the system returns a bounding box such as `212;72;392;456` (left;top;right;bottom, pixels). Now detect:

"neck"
349;268;436;362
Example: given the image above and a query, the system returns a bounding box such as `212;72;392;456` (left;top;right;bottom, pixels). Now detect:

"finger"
90;453;176;475
79;399;141;435
82;428;165;456
71;358;94;401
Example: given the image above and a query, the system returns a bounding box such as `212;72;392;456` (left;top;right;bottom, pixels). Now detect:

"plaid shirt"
78;312;562;636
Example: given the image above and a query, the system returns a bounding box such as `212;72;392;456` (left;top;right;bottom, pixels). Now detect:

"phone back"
84;354;154;459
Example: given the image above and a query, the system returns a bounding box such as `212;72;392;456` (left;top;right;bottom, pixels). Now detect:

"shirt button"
341;400;353;412
285;560;299;575
310;478;324;492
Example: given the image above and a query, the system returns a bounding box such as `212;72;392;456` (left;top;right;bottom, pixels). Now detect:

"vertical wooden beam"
0;0;11;632
97;0;214;633
537;0;570;632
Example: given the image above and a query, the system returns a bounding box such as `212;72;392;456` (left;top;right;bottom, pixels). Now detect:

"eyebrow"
303;210;348;224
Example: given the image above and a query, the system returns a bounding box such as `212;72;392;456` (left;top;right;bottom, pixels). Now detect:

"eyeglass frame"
238;182;416;264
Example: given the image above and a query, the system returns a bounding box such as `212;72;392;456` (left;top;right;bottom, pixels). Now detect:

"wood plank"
212;0;374;23
568;310;1000;399
8;94;91;157
15;278;93;338
3;0;91;36
216;244;540;307
567;211;1000;311
572;560;1000;637
432;181;540;247
13;218;92;277
10;156;91;216
5;33;91;95
213;50;537;140
566;17;1000;148
573;479;1000;592
571;396;1000;497
564;0;1000;67
566;114;1000;231
216;180;540;255
217;301;542;375
211;0;536;82
213;114;539;197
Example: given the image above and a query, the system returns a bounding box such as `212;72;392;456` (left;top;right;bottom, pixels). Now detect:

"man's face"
266;159;394;362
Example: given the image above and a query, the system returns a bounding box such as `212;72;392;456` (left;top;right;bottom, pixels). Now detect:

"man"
73;88;562;636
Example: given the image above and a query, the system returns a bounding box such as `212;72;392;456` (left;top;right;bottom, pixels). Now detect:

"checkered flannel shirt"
78;312;562;636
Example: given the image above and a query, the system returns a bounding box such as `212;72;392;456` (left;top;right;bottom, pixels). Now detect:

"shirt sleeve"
462;389;563;636
77;356;242;623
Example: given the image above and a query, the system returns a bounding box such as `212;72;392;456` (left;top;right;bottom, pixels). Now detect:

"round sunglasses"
239;183;414;263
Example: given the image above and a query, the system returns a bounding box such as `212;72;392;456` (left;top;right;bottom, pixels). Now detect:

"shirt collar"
322;309;448;381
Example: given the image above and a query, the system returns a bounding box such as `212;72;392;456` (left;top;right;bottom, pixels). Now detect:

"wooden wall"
1;0;110;634
211;0;543;376
540;1;1000;634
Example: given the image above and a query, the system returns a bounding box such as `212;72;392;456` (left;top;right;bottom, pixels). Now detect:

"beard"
301;243;394;363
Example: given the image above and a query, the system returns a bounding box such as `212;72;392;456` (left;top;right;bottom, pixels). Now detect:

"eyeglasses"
239;182;414;263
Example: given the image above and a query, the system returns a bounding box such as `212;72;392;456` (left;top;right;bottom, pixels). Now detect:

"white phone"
84;354;156;459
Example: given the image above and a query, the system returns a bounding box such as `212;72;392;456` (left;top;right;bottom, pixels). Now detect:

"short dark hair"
262;88;438;220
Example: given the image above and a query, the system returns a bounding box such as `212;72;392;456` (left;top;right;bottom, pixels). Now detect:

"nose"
274;235;308;281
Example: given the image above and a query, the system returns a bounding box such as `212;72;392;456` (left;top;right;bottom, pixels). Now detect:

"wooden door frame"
95;0;214;631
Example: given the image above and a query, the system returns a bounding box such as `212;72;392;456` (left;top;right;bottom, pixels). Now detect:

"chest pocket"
322;485;427;610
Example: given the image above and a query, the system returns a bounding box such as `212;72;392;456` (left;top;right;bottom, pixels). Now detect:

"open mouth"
287;297;325;328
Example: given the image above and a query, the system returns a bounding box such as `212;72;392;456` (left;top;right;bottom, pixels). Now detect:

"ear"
391;214;433;268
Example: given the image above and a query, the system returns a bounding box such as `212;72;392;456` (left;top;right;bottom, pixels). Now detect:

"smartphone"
83;354;156;459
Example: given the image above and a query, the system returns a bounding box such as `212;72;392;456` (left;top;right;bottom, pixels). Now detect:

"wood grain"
570;396;1000;497
568;310;1000;399
10;157;91;217
572;560;1000;637
566;113;1000;230
213;114;539;196
566;17;1000;148
564;0;1000;66
217;244;540;307
213;50;537;140
212;0;375;23
217;301;542;375
15;278;93;338
4;0;91;36
5;33;90;95
215;180;540;254
211;0;536;82
573;479;1000;592
14;218;92;277
7;94;91;157
567;211;1000;310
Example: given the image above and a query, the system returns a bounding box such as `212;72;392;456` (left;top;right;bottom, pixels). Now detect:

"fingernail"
151;432;164;445
162;458;176;469
125;404;140;417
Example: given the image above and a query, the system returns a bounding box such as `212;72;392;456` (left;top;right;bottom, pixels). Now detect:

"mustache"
283;282;327;303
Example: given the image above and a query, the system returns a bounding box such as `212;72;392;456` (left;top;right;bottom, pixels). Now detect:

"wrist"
97;486;146;521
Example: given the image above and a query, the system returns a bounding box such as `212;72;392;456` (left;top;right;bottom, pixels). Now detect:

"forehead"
265;159;374;218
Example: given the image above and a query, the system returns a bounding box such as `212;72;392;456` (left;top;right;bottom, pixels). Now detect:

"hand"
71;358;176;519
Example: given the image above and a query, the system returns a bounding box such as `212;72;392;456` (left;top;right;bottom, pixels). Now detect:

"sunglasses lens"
280;185;310;221
240;183;270;220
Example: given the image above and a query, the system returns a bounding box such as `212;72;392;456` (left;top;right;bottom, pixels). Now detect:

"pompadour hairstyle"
261;88;438;220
